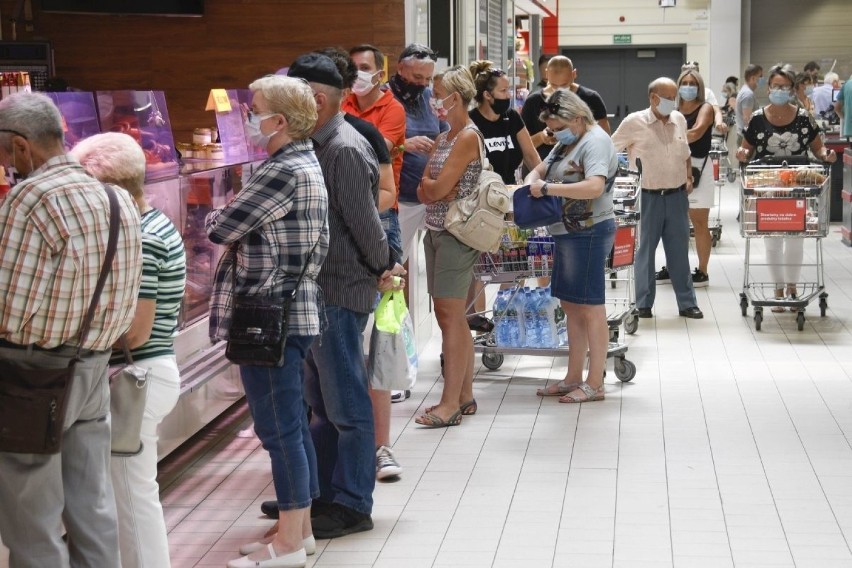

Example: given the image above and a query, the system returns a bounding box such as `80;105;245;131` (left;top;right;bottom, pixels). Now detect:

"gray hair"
824;72;839;85
70;132;146;198
539;88;594;126
249;75;317;140
648;77;677;96
0;92;64;150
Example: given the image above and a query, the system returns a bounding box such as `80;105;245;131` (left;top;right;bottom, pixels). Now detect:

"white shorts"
688;155;715;209
398;202;426;263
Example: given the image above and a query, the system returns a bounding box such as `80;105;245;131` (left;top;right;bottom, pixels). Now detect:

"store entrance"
563;47;686;130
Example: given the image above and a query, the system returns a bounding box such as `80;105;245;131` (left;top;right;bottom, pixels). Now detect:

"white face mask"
244;112;276;148
352;70;380;96
655;95;676;117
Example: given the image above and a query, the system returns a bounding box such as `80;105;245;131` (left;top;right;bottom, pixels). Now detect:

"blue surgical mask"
244;112;275;148
805;85;815;96
678;85;698;101
768;88;792;106
554;127;578;145
655;96;676;117
757;76;768;88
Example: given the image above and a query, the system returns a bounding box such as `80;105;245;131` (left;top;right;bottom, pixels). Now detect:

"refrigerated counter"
145;159;264;459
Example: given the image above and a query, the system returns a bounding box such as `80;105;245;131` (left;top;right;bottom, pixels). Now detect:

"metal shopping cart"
738;159;830;331
688;136;732;247
469;222;637;382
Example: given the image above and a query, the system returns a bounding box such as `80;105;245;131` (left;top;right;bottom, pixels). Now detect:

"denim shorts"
551;218;616;305
380;209;403;262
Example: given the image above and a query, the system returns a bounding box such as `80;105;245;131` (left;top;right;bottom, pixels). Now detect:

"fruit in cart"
778;169;797;187
794;169;825;186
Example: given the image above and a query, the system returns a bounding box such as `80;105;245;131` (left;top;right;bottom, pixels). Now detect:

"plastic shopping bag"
368;291;418;391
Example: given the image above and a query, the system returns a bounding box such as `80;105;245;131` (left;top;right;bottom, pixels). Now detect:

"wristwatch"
541;183;549;196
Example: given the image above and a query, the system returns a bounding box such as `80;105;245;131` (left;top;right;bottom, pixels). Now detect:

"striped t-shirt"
113;208;186;363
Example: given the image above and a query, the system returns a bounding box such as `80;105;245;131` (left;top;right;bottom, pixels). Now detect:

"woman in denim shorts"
525;89;617;404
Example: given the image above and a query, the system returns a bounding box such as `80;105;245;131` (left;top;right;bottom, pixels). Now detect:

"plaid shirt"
207;140;329;340
0;155;142;350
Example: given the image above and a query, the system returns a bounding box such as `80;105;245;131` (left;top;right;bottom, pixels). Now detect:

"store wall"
0;0;405;140
749;0;852;81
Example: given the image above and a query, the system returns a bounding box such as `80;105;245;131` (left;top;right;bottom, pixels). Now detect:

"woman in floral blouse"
736;63;836;311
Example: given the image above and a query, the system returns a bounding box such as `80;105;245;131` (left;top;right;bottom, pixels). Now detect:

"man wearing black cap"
288;53;404;539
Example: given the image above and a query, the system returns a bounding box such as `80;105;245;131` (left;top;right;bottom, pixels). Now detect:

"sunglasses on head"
477;68;506;79
542;101;564;115
405;49;438;62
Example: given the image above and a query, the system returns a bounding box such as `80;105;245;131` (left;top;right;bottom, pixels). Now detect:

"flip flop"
426;400;477;415
415;410;463;428
536;380;582;397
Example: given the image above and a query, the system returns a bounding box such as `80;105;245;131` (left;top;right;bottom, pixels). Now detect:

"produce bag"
368;291;418;391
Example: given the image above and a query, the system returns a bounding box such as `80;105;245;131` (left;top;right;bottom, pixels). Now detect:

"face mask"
655;96;676;117
490;97;511;115
553;127;578;145
768;88;792;105
678;85;698;101
389;73;427;104
757;76;768;88
244;112;276;147
352;70;380;96
430;94;456;120
805;85;815;96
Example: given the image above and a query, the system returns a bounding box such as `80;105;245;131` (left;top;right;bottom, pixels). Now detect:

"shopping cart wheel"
754;309;763;331
797;312;805;331
624;315;639;335
740;294;749;316
481;352;504;371
819;294;828;317
613;358;636;382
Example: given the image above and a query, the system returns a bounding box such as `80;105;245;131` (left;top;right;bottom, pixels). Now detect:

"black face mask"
389;73;427;105
490;97;511;115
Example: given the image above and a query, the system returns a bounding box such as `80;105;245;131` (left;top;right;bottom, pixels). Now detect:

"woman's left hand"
820;148;837;163
529;179;547;198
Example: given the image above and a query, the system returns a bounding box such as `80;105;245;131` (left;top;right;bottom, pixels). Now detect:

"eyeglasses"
542;101;565;115
246;111;276;123
0;128;27;139
403;49;438;62
477;68;506;79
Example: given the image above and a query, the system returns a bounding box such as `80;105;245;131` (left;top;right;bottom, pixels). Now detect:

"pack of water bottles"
492;286;567;349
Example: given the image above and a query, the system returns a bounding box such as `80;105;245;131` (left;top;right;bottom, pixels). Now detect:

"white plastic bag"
367;291;418;391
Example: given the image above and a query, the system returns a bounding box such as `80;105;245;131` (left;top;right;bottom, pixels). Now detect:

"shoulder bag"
109;338;149;456
512;147;564;229
0;184;121;455
444;129;512;252
225;239;320;367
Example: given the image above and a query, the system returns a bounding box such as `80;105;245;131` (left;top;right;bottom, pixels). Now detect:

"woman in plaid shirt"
206;75;329;568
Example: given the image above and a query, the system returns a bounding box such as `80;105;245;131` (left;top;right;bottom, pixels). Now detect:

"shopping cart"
687;136;731;247
469;222;637;382
607;210;640;340
738;159;830;331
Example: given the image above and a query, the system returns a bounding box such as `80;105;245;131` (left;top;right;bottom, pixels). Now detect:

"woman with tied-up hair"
527;88;617;404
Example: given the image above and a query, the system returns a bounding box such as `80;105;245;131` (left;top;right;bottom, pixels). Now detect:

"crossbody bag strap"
74;183;121;360
543;144;563;181
470;127;491;171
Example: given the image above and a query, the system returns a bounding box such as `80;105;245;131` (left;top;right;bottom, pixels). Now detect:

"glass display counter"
146;158;264;459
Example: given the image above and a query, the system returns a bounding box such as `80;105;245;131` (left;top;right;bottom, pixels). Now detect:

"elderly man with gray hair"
611;77;703;320
0;92;143;568
813;71;840;117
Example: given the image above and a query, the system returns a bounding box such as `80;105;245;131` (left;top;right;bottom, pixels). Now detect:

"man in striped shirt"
289;53;404;540
0;93;143;567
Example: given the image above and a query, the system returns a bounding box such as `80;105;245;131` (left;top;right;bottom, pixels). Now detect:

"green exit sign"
613;34;632;44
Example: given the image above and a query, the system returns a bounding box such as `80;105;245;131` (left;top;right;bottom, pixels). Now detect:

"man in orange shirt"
341;44;408;482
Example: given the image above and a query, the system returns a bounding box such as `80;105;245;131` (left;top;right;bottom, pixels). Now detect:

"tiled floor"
3;179;852;567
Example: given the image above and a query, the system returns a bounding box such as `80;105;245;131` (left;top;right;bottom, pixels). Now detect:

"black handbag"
0;184;121;455
225;240;319;367
692;156;709;186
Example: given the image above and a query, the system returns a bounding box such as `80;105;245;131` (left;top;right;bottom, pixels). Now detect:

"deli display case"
146;159;262;459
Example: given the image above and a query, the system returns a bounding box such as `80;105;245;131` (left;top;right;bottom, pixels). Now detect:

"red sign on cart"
755;198;806;232
610;225;636;269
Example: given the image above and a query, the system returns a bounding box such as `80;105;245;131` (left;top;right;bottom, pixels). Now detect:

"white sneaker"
390;390;410;403
376;445;402;480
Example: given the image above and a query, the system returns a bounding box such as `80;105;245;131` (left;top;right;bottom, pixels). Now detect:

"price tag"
205;89;232;112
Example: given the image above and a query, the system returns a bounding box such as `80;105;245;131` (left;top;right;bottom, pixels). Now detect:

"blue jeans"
636;190;697;311
303;305;375;515
380;208;403;262
240;335;319;510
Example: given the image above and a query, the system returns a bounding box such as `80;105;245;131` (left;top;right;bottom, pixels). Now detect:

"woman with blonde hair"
206;74;330;568
416;65;482;427
71;132;186;568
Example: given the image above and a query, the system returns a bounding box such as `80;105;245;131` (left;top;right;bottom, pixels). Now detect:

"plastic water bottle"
506;290;526;347
493;290;509;347
523;289;539;348
536;289;555;348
